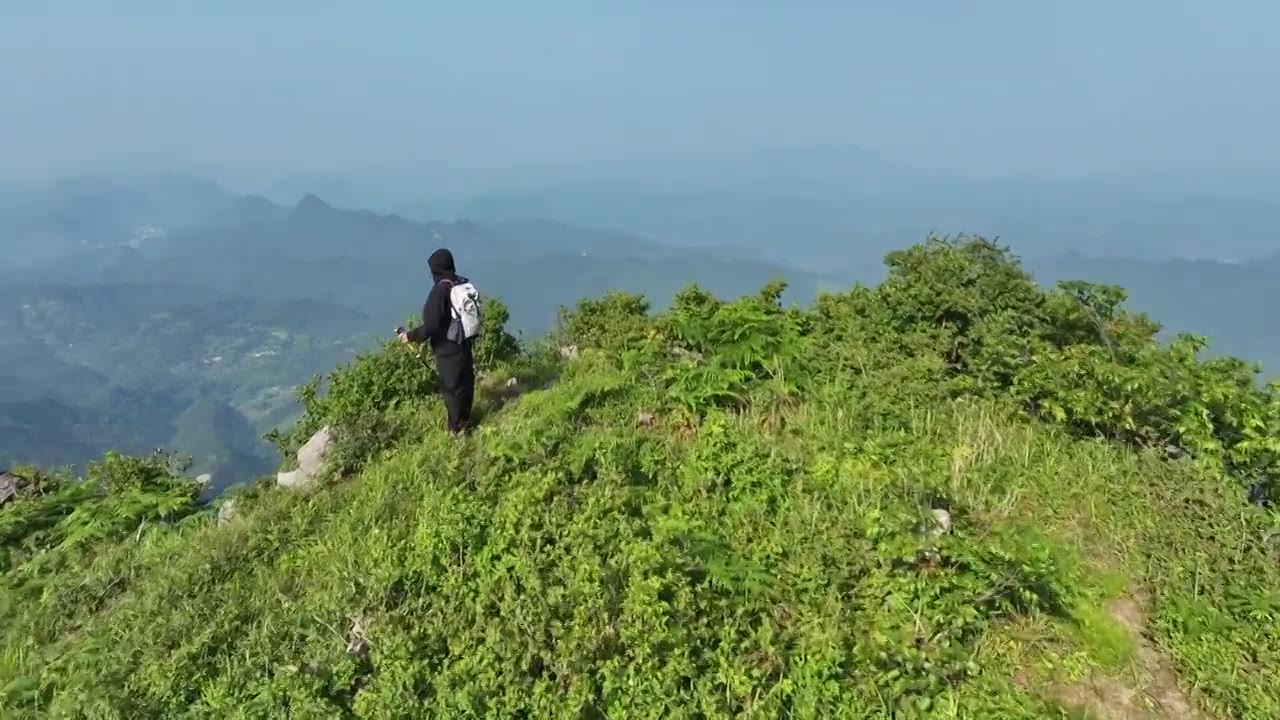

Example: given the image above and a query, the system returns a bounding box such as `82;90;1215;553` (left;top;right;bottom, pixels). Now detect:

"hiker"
398;248;483;435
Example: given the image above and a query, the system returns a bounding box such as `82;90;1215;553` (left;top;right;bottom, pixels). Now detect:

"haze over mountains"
2;145;1278;489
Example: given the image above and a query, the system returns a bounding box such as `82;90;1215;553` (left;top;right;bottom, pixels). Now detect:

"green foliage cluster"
1;451;200;579
264;338;438;458
871;236;1280;502
265;296;524;475
554;290;653;353
2;236;1278;718
471;296;522;370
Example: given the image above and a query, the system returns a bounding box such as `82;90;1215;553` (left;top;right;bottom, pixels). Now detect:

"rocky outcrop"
276;426;333;489
0;471;22;507
217;499;238;526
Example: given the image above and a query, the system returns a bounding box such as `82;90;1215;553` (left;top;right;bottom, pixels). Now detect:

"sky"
2;1;1278;187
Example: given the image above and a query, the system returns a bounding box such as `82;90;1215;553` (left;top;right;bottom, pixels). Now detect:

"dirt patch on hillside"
1049;590;1205;720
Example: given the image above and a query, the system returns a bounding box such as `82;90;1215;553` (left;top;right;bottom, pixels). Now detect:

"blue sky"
2;1;1277;185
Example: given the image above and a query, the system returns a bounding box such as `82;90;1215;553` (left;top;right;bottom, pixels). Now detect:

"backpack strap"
437;278;460;320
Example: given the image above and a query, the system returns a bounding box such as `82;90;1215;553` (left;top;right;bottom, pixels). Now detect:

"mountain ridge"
2;235;1277;717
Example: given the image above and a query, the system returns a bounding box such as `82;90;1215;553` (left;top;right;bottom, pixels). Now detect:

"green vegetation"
1027;252;1280;379
2;236;1278;718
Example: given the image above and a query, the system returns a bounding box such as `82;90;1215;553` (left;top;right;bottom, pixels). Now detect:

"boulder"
217;498;238;526
0;471;21;507
277;425;333;489
930;508;953;535
921;508;952;538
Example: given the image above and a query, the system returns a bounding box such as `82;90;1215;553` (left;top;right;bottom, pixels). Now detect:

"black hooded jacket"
407;248;469;354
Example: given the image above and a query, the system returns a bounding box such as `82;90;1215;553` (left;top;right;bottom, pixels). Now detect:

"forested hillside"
2;237;1277;719
0;282;370;487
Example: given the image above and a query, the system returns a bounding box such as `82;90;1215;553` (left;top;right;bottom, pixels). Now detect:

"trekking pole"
395;326;437;374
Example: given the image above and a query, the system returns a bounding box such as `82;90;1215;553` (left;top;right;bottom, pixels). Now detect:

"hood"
428;247;456;283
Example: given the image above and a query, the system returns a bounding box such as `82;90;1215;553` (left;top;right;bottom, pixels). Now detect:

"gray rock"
0;471;21;507
195;473;213;487
217;499;237;526
672;346;706;363
928;508;952;536
277;425;333;489
558;344;579;360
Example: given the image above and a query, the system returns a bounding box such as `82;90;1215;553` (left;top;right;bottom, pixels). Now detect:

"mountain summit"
2;236;1277;718
293;192;334;214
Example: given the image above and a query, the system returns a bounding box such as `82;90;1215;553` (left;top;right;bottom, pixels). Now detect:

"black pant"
435;345;475;433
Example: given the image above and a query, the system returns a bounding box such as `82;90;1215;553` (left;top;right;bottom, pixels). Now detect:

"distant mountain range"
0;173;238;266
456;179;1280;280
15;192;827;334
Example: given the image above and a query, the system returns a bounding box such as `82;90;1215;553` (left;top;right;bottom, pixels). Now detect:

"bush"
326;411;409;478
555;291;652;353
473;295;521;370
878;234;1046;372
871;236;1280;503
266;340;437;459
660;281;802;416
1;450;200;575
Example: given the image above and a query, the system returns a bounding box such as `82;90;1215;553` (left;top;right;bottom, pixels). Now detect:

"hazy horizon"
4;2;1278;190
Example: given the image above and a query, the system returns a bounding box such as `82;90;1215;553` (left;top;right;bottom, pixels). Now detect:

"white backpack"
442;278;483;343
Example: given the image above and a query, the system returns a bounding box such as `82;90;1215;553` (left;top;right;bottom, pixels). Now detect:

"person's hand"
397;330;410;344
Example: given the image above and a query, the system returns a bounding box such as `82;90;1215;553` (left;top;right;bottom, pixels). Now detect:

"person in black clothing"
398;248;475;435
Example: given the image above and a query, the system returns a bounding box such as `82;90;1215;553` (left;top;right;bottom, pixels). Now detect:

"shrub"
877;234;1046;371
473;295;521;370
661;282;803;415
1;450;199;575
555;291;652;353
266;340;437;458
325;410;409;478
865;235;1280;503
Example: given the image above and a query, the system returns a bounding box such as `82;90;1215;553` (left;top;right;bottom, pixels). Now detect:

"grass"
4;366;1272;718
